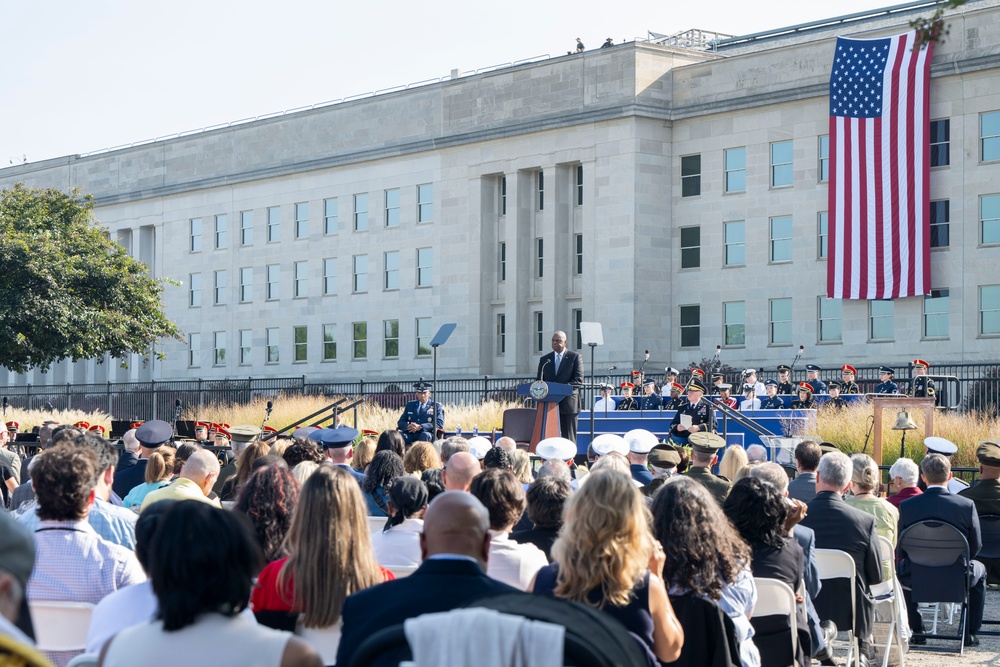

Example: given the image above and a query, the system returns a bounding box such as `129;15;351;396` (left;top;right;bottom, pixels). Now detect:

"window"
818;136;829;182
981;285;1000;335
770;298;792;345
725;148;746;193
416;318;432;357
322;324;337;361
324;198;338;235
930;119;950;167
417;184;433;223
214;270;227;305
930;200;950;248
818;212;829;259
981;194;1000;244
416;247;432;286
293;326;308;362
498;242;507;282
294;261;307;298
537;171;544;211
770;215;793;262
188;333;200;368
240;211;253;245
770;141;793;187
924;289;949;338
189;273;201;307
535;238;544;278
385;189;400;227
679;305;700;348
818;297;842;342
982;111;1000;162
215;214;228;249
239;329;251;365
869;300;894;340
724;221;745;266
680;226;700;269
572;309;583;350
295;202;308;239
266;327;279;363
383;320;399;358
681;154;701;197
213;331;226;366
379;251;398;290
352;322;367;359
723;301;745;346
267;207;280;242
534;312;544;352
354;193;368;231
574;234;583;275
323;258;337;295
190;218;202;252
495;313;506;355
239;267;252;303
499;177;507;216
266;264;279;300
576;165;584;205
353;255;368;292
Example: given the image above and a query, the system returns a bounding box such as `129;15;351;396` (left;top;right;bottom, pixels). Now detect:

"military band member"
873;367;899;394
910;359;936;398
593;383;617;414
717;384;737;409
640;379;662;410
761;380;784;409
804;365;827;394
397;381;445;444
659;367;680;397
739;384;761;412
776;365;795;395
742;369;766;396
839;365;860;394
789;382;814;409
668;380;715;446
616;382;639;410
710;373;725;393
921;436;969;494
824;380;848;410
662;382;686;410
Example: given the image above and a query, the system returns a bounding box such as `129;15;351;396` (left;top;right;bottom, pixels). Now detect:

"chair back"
898;519;970;604
65;654;99;667
814;549;857;633
386;564;419;579
978;514;1000;559
501;408;536;445
29;600;95;652
751;578;799;667
297;619;342;666
368;516;388;536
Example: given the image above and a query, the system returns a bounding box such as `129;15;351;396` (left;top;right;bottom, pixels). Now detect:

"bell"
891;410;917;431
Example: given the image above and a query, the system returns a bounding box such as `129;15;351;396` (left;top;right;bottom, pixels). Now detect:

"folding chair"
898;520;970;654
873;535;907;667
66;654;99;667
367;515;388;536
751;577;799;667
297;619;342;666
501;408;536;448
975;514;1000;636
814;549;860;667
28;600;95;653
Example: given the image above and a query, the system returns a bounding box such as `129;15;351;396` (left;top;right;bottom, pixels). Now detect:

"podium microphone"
537;359;551;381
644;350;650;361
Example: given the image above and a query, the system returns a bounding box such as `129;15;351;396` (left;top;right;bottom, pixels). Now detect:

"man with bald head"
139;450;222;511
495;436;517;454
336;491;521;666
443;451;481;492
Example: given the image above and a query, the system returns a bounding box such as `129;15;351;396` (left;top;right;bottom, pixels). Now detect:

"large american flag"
827;32;933;300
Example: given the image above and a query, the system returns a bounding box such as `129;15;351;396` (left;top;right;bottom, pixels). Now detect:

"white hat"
466;436;493;460
623;429;658;454
665;367;679;375
536;437;577;461
591;433;629;457
718;383;732;391
924;436;958;455
744;368;757;375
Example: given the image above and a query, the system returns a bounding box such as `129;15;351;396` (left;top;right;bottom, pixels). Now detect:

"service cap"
924;436;958;455
879;366;895;375
688;431;726;454
620;382;635;390
688;380;708;393
805;364;822;372
976;441;1000;467
670;382;685;392
135;419;173;448
228;425;261;443
764;379;778;387
413;381;432;392
598;382;614;390
648;444;682;468
624;429;658;454
308;426;359;449
5;421;19;431
536;437;577;461
591;433;629;457
690;368;706;378
826;380;842;391
718;383;732;391
292;426;318;441
913;359;930;369
711;373;724;382
466;436;492;460
743;368;757;376
664;367;679;376
819;442;840;454
841;364;857;375
777;365;792;373
798;382;814;393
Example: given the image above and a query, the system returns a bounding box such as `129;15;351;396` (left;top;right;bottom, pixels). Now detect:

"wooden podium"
516;381;574;452
870;396;936;464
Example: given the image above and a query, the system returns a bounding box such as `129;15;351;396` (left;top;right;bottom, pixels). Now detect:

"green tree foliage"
0;184;181;374
911;0;966;49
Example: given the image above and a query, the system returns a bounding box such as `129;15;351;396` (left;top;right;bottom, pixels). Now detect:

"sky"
2;0;900;164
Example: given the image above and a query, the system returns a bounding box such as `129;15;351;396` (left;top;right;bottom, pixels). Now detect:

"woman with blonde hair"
403;441;442;475
251;465;393;664
719;445;749;482
123;446;176;509
221;440;270;501
510;449;533;485
351;436;376;473
530;470;683;664
846;453;898;578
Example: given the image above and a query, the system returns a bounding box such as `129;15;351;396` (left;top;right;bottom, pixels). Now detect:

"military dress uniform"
397;382;445;445
804;365;827;394
960;441;1000;582
776;365;795;395
640;393;662;410
823;381;848;410
761;395;785;409
789;382;814;409
662;392;686;410
682;432;731;505
874;367;899;394
668;390;715;445
910;359;937;399
616;396;639;410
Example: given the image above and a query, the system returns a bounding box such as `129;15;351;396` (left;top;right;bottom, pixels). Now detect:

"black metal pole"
432;346;439;437
589;343;596;446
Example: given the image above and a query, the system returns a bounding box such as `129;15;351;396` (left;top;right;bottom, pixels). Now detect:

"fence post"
359;378;365;399
198;379;204;411
483;375;489;404
151;380;157;420
301;376;306;396
106;381;111;415
26;384;32;411
66;383;72;411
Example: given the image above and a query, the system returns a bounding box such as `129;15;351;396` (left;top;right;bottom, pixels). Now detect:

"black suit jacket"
899;486;982;558
335;558;521;667
115;450;138;473
536;350;583;414
112;459;147;499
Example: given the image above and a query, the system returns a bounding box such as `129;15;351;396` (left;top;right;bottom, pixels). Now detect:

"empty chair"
814;549;859;667
29;600;95;653
977;514;1000;636
501;408;536;448
751;578;799;667
873;536;906;667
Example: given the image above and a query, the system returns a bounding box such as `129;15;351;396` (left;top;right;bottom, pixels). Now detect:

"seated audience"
141;450;222;511
350;436;376;473
439;436;470;464
420;468;446;502
173;442;203;478
0;512;49;664
403;441;442;475
886;457;921;508
482;446;513;472
787;441;821;503
290;461;319;485
122;446;175;509
845;453;899;580
511;477;571;562
719;445;749;484
370;476;429;567
362;451;405;516
495;436;517;453
281;441;324;470
746;444;767;463
510;449;533;486
220;441;270;501
442;451;481;492
536;458;572;484
235;465;300;565
376;430;406;458
959;441;1000;583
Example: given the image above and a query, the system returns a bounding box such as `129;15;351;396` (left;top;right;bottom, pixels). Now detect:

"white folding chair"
66;654;99;667
874;536;907;667
815;549;860;667
753;577;799;665
297;619;342;666
387;564;419;579
29;600;96;652
368;515;388;536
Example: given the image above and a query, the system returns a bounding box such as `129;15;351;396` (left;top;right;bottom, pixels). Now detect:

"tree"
911;0;966;49
0;184;182;374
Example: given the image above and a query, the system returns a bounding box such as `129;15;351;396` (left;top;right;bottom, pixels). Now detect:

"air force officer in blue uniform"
397;382;444;444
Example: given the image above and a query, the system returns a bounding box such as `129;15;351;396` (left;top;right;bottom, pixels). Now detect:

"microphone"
45;400;54;411
644;350;650;361
798;345;805;354
714;345;721;358
537;358;551;381
266;400;273;412
608;366;617;371
175;398;181;407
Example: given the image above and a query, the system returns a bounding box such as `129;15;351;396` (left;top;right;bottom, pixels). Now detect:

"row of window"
188;319;436;367
188;185;434;252
676;285;1000;347
494;235;586;282
187;250;433;306
496;166;585;216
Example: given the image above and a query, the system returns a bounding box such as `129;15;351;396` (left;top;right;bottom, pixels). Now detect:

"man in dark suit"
787;440;821;503
396;381;444;445
111;420;173;499
801;451;882;665
535;331;583;443
900;453;986;645
336;492;522;666
115;429;140;473
960;440;1000;583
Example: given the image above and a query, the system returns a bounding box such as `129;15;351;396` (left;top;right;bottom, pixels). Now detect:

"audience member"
719;445;749;484
439;436;470;464
420;468;446;503
787;441;821;503
442;451;480;492
370;476;429;567
376;430;407;458
640;445;683;497
122;446;175;509
268;438;291;461
886;457;921;508
362;451;405;516
746;444;767;463
536;458;571;484
495;436;517;453
99;501;321;667
511;477;570;561
0;512;48;664
534;470;683;664
141;450;222;511
845;454;899;566
290;461;319;485
116;428;140;472
220;440;270;501
335;492;520;667
403;441;442;475
311;427;365;483
172;441;203;477
235;465;300;565
281;441;324;470
212;427;259;495
682;435;731;504
510;449;533;485
111;420;171;499
960;441;1000;582
351;436;376;473
482;446;512;472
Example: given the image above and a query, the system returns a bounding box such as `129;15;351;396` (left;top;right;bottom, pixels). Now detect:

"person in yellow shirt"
140;450;222;512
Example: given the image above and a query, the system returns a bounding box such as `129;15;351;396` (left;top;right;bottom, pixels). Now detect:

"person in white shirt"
739;385;761;412
742;369;767;397
592;383;617;414
370;476;428;568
